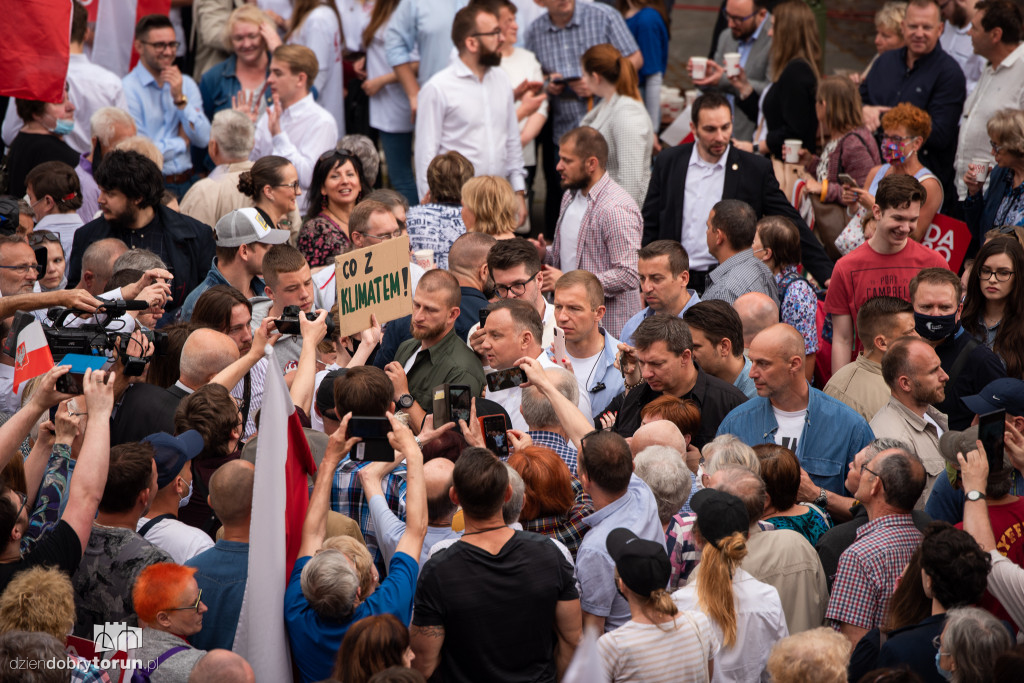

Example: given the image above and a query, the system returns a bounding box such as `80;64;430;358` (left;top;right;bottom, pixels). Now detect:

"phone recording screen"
450;387;472;424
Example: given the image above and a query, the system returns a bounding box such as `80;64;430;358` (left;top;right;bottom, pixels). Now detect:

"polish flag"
91;0;171;77
0;0;73;102
232;346;317;683
13;320;54;393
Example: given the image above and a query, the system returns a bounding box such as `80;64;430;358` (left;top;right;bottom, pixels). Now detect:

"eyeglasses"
358;228;404;242
28;231;60;248
0;264;43;275
931;635;950;656
166;589;203;613
471;28;502;38
13;491;27;521
991;140;1005;153
275;182;301;192
881;135;919;146
860;464;884;487
721;7;758;22
494;272;538;299
579;428;604;454
141;40;180;52
979;266;1014;282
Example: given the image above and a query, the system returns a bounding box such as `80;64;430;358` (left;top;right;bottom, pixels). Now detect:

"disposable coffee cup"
691;57;708;80
971;158;991;183
724;53;741;76
413;249;435;269
685;89;699;107
783;139;802;164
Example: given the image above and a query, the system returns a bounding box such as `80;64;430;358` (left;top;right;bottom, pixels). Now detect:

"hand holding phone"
838;173;859;188
486;367;528;392
346;416;396;462
552;327;567;364
480;415;509;457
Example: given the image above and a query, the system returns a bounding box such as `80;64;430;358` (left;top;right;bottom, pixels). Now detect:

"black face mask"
915;311;957;341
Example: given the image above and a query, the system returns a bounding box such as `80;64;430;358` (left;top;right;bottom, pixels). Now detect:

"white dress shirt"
941;21;985;96
251;93;339;195
2;53;128;154
683;144;728;270
289;5;346;136
499;47;548;167
484;351;592;432
414;58;527;199
954;42;1024;199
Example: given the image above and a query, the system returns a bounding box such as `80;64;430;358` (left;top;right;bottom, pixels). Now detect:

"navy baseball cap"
962;379;1024;417
144;431;204;488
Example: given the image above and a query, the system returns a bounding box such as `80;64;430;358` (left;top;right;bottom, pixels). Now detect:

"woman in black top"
6;90;80;197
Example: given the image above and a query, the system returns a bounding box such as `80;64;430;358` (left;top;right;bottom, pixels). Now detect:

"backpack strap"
134;645;189;680
138;513;177;538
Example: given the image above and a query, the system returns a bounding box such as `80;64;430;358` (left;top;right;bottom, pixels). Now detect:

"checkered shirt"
528;430;579;477
331;458;408;572
825;513;923;630
522;477;593;559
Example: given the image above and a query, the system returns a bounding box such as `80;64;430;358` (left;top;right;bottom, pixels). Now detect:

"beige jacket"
869;395;949;506
824;354;889;423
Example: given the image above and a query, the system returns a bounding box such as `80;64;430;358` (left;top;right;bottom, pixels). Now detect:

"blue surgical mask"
178;477;193;508
935;650;953;681
51;118;74;136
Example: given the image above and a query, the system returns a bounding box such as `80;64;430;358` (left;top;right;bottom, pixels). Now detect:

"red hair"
133;563;197;623
508;446;574;520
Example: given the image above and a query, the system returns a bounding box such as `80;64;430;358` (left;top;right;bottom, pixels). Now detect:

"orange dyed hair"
508;446;575;520
133;563;197;623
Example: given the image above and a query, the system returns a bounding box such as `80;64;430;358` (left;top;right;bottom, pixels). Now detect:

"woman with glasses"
237;154;302;234
965;109;1024;239
298;151;370;267
23;161;83;272
199;5;274;123
836;103;942;252
132;563;209;681
961;236;1024;376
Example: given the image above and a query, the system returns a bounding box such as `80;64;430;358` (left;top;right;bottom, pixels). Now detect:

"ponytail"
695;530;747;647
639;588;679;630
581;44;642;102
615;56;641;101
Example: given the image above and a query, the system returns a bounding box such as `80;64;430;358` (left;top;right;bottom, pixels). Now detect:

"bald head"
208;460;254;526
179;329;241;389
631;420;687;457
734;292;779;348
448;231;497;279
188;650;255;683
753;323;806;361
424;457;457;523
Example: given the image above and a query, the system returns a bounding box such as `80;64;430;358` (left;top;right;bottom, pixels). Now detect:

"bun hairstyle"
238;155;292;200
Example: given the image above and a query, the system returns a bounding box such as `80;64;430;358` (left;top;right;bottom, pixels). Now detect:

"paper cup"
691;57;708;80
413;249;435;269
685;89;699;107
971;158;991;183
724;52;741;76
783;139;802;164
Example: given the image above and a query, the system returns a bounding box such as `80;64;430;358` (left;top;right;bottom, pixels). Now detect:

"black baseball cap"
606;528;670;596
144;430;204;488
962;378;1024;417
690;488;748;548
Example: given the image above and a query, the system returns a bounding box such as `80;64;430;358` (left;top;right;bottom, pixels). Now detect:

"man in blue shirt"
123;14;211;198
619;240;701;347
685;299;757;399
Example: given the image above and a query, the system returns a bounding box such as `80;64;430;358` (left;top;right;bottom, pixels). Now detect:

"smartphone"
486;367;527;393
838;173;859;188
346;416;394;462
553;326;567;363
479;308;490;328
978;409;1007;472
432;384;472;427
553;76;581;84
481;415;509;457
56;373;84;395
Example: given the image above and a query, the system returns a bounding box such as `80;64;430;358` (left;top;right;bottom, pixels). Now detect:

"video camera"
276;304;336;338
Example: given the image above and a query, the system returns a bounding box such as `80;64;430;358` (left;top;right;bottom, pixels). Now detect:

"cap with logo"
961;378;1024;418
214;207;291;248
143;430;205;488
605;528;670;597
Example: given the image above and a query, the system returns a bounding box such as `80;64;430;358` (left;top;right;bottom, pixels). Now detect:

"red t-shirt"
824;240;950;319
957;497;1024;627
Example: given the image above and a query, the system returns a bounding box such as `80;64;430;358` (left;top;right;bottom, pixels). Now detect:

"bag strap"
947;336;981;390
679;611;709;681
139;513;177;538
142;645;189;675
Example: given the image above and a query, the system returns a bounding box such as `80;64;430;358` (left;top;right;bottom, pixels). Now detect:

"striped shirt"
597;612;719;683
331;460;408;573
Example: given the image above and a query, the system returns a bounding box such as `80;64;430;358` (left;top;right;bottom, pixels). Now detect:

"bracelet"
820;178;828;203
414;436;422;449
624;377;646;391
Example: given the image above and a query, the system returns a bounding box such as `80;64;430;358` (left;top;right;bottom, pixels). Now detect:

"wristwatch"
966;490;987;502
396;393;415;410
814;488;828;508
174;94;188;107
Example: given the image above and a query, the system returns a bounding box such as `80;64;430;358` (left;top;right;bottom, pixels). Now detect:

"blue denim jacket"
199;54;272;123
717;386;874;495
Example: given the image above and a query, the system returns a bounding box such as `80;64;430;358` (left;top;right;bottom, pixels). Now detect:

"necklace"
324;205;349;230
462;525;508;536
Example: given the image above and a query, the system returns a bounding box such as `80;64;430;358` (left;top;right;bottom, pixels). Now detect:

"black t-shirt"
6;132;80;197
413;530;578;683
111;382;179;446
0;519;81;593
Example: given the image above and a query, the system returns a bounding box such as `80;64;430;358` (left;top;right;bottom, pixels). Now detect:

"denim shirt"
199;54;272;123
717;386;874;495
179;257;267;321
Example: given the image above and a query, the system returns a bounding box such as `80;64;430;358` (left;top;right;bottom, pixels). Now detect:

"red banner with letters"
922;214;971;273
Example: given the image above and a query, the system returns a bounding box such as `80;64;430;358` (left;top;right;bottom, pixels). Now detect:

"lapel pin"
732;163;738;171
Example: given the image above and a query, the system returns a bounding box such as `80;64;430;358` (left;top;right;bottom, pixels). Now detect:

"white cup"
971;158;991;183
724;53;741;77
690;57;708;80
413;249;435;269
685;89;699;107
783;139;802;164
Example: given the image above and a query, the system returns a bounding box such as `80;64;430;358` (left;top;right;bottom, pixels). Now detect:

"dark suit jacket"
642;144;834;285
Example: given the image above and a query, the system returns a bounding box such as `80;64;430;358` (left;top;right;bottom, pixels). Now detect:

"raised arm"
62;369;114;552
390;412;427;562
290;309;328;412
300;413;359;557
211;317;278;390
516;356;593;451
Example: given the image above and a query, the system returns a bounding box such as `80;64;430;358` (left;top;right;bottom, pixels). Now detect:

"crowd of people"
4;0;1024;681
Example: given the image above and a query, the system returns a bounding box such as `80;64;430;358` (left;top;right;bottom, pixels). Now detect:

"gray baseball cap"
214;207;291;247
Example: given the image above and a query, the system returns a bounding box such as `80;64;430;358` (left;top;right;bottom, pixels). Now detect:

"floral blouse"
298;212;351;267
777;266;820;355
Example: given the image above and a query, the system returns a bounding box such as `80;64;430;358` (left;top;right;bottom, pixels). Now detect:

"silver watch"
814;488;828;507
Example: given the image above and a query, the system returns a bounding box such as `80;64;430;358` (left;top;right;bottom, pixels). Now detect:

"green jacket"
394;327;485;409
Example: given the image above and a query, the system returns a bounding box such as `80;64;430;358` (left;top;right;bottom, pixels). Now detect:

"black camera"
276;305;336;337
41;300;167;376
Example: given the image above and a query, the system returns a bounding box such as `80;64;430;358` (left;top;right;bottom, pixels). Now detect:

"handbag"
809;194;850;262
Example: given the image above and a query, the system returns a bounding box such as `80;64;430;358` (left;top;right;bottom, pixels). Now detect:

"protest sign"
335;236;413;338
922;214;971;273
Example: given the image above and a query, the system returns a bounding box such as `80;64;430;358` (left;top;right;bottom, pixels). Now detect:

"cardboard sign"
334;236;413;338
922;214;971;273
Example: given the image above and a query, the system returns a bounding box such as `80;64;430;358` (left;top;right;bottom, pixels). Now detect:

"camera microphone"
590;382;606;393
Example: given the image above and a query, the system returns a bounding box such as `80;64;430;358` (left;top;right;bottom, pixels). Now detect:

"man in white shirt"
248;45;339;192
414;5;527;222
953;0;1024;201
479;298;591;431
1;1;127;155
940;0;987;94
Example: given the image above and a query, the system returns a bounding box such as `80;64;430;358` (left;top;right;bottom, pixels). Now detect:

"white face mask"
178;477;193;508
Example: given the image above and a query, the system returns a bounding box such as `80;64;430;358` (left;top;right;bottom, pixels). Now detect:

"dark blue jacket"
965;165;1014;245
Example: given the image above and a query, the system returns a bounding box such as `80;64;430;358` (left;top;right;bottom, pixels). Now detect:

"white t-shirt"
136;516;214;564
566;348;602;393
923;412;945;439
559;192;588;273
773;406;807;452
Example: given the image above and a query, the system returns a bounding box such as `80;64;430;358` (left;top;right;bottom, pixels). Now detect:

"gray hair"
113;248;166;274
520;367;579;429
89;106;136;147
634;446;692;525
864;437;908;465
0;631;67;683
713;465;768;526
944;606;1012;683
502;463;525;525
338;134;380;185
210;109;256;160
300;549;359;620
703;434;760;476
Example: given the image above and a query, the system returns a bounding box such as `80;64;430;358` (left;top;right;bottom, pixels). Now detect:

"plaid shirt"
826;513;923;630
546;173;642;338
529;430;579;476
522;477;593;560
331;458;408;572
524;2;638;142
702;249;779;305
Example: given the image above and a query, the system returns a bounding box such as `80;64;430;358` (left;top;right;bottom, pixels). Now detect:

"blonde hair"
988;108;1024;156
320;535;374;599
876;1;909;33
817;76;864;138
114;135;164;170
462;176;517;237
767;627;852;683
770;0;821;81
694;529;747;647
0;567;76;640
223;5;270;51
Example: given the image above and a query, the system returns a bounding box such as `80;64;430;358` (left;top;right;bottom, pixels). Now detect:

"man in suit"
641;92;833;292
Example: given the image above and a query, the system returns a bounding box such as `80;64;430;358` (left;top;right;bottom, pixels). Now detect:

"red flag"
13;320;55;393
0;0;73;102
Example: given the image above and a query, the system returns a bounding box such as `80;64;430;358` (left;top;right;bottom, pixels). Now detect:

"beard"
560;172;589;192
479;46;502;68
107;202;140;231
411;319;446;342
